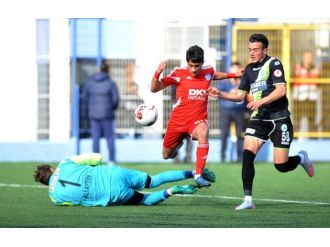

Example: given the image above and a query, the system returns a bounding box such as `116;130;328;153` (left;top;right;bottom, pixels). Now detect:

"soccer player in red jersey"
151;45;242;187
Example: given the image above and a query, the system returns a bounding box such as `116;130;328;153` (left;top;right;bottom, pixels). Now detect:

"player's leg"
163;142;184;159
123;187;197;206
102;119;116;163
235;135;263;210
148;170;194;188
271;117;313;177
273;148;314;176
90;119;101;153
109;168;193;206
236;119;269;210
117;163;214;195
184;138;193;163
293;99;302;133
307;99;317;131
234;110;245;163
191;121;211;188
139;185;198;206
162;124;185;159
121;184;192;206
111;166;194;206
147;169;215;188
220;109;230;162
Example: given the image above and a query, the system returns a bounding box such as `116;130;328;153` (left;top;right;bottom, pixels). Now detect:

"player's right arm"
150;61;167;92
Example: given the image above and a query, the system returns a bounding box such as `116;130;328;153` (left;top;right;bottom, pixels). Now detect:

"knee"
162;147;176;160
274;162;289;172
162;152;171;160
243;149;256;163
194;124;209;141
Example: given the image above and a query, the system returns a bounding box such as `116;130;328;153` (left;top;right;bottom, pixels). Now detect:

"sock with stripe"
140;190;168;206
148;170;193;188
195;143;209;175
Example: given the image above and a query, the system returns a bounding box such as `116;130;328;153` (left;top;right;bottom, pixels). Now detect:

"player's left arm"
247;83;286;111
207;87;247;102
70;153;103;166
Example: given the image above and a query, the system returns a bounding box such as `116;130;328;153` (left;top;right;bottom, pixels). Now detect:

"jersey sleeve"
238;69;251;93
49;194;73;206
270;59;286;84
160;68;180;86
70;153;103;166
210;66;215;79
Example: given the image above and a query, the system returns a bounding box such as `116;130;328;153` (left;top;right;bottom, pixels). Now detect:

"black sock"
274;156;300;172
242;150;256;196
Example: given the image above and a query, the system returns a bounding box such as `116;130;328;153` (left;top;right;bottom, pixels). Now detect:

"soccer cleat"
202;168;216;183
298;150;314;177
194;176;211;188
172;184;198;194
170;142;184;159
235;200;256;210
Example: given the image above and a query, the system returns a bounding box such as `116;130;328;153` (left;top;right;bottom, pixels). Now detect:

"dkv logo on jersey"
188;89;207;100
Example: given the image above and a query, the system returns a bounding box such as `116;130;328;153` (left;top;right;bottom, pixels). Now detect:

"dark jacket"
82;72;119;120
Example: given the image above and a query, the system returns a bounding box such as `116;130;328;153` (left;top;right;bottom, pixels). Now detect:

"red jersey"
161;66;215;125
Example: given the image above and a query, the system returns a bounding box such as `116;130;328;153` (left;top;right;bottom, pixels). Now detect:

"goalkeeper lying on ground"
33;153;216;206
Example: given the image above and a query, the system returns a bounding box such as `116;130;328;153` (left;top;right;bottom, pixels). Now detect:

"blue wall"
0;138;329;163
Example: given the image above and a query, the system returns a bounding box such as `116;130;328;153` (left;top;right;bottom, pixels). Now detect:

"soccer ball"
134;103;158;126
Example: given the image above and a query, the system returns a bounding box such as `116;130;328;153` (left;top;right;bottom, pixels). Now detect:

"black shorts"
245;117;293;148
124;191;144;205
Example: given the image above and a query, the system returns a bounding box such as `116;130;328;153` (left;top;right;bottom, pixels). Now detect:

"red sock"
195;143;209;175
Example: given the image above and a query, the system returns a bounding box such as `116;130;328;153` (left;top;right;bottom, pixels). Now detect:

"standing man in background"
218;62;250;163
82;60;120;163
292;50;320;134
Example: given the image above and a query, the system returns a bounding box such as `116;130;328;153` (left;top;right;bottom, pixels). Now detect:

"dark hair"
34;164;53;186
186;45;204;63
100;59;109;74
249;33;269;49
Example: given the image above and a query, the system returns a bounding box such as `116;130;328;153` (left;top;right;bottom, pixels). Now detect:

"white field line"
0;183;46;189
1;182;329;206
178;194;330;206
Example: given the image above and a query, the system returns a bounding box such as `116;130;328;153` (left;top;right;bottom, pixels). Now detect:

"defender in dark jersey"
209;33;314;210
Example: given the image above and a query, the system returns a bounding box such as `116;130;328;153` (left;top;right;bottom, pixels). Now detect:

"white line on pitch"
0;183;46;189
1;183;329;206
177;194;330;206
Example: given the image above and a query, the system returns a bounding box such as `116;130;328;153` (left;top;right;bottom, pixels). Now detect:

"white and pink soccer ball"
134;103;158;126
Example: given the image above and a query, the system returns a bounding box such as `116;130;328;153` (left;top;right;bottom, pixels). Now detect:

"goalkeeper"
33;153;216;206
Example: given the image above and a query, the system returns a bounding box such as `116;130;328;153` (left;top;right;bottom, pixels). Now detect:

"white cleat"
298;150;314;177
235;200;256;210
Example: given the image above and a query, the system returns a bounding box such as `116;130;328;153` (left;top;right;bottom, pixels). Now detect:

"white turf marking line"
0;183;46;189
177;194;330;206
1;183;329;206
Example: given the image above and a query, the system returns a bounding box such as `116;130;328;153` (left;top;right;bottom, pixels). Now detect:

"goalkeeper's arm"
70;153;103;166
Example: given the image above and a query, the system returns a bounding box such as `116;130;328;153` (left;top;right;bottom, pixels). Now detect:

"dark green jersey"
239;55;291;120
